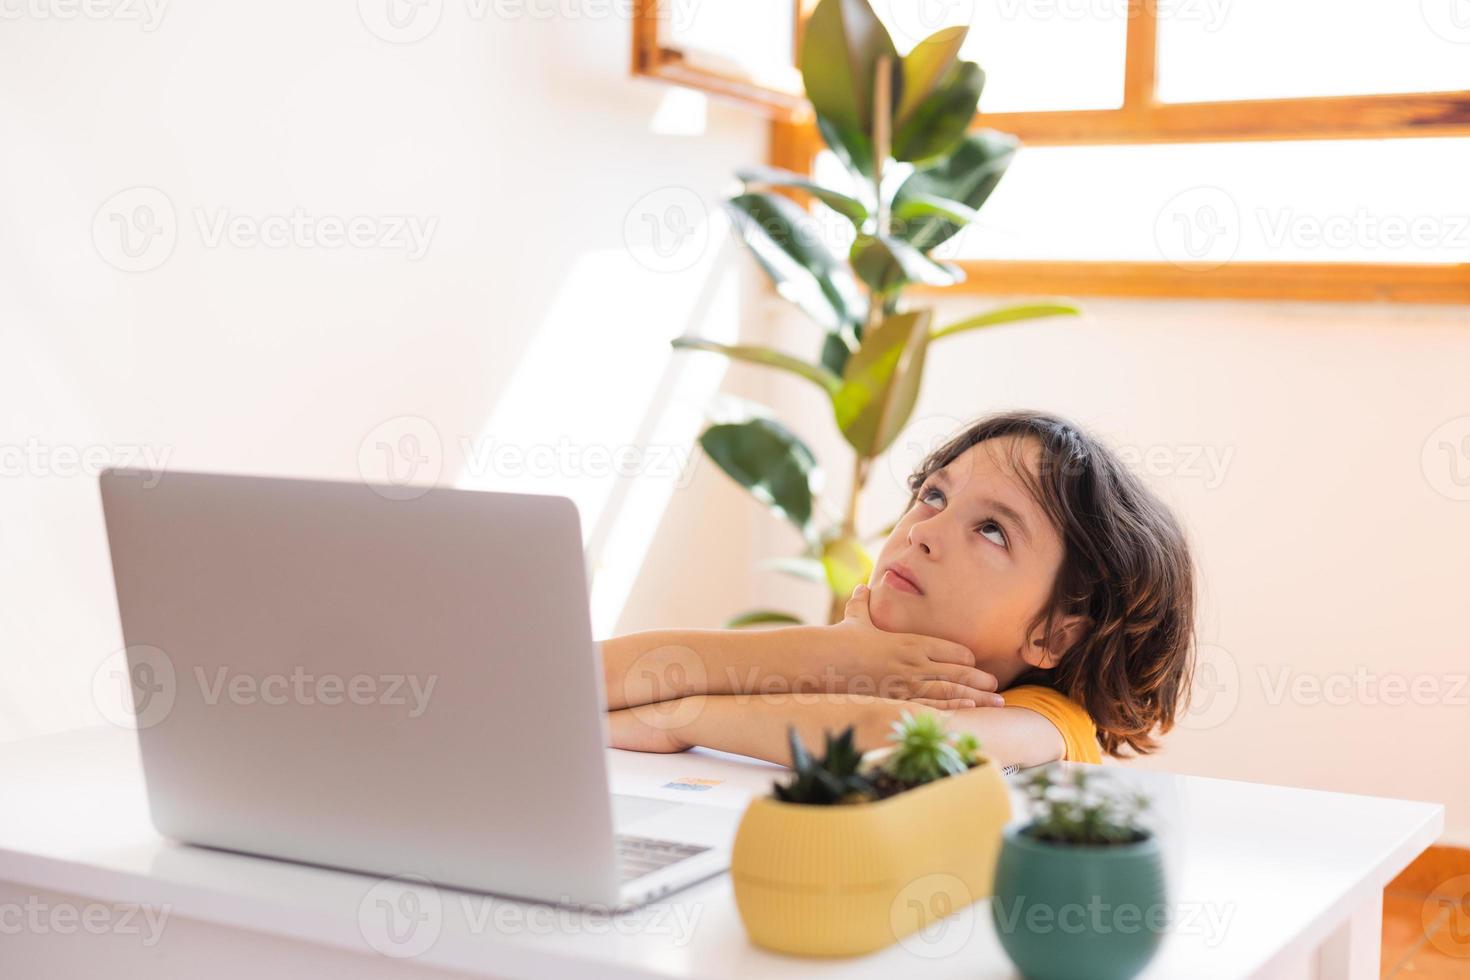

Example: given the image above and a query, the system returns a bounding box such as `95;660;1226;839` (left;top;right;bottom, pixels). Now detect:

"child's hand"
816;584;1004;710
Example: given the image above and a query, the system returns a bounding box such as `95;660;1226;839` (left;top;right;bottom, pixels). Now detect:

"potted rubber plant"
991;765;1168;980
671;0;1081;627
731;712;1011;956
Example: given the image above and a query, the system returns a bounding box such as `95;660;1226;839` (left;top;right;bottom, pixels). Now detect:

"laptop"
99;468;740;911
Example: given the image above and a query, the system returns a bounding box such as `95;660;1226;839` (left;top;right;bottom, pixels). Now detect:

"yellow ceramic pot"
730;761;1011;957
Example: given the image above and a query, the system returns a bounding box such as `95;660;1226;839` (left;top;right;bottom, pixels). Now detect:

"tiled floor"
1382;846;1470;977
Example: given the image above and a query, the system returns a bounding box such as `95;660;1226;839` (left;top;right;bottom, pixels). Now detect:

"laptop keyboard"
615;833;709;883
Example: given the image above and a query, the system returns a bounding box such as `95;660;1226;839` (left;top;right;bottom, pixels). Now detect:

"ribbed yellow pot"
730;761;1011;957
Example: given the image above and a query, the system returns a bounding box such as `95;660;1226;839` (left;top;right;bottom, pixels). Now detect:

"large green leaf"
892;61;985;166
671;337;841;395
735;165;868;227
831;308;933;456
892;130;1017;252
800;0;900;178
820;327;858;378
931;302;1083;341
755;555;829;583
725;192;865;332
699;418;818;534
850;234;964;296
725;609;807;629
894;26;969;131
821;534;873;599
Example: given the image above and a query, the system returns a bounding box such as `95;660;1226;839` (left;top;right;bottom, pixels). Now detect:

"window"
632;0;1470;301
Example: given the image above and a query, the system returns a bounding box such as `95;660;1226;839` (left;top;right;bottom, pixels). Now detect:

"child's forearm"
608;693;1067;770
598;626;823;711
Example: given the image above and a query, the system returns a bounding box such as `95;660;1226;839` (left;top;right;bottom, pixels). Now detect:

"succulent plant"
774;725;876;805
881;710;974;785
1019;764;1152;846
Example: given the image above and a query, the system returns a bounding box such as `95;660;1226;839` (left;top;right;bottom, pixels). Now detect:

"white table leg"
1316;889;1383;980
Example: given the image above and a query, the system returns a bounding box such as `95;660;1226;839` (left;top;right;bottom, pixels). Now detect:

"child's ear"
1021;614;1090;670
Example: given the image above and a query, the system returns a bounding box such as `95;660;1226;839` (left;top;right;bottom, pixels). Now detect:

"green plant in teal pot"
991;765;1167;980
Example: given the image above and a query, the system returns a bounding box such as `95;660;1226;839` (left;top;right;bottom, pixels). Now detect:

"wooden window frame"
632;0;1470;303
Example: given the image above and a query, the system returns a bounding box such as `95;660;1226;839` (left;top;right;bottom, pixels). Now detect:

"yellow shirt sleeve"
1001;685;1102;765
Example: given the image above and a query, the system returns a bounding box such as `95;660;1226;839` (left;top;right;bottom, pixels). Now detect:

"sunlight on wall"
454;219;738;638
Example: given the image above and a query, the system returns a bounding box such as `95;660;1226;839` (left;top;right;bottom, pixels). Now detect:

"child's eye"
976;520;1009;549
922;484;1008;550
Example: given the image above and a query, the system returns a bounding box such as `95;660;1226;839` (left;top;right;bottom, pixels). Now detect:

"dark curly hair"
903;409;1197;757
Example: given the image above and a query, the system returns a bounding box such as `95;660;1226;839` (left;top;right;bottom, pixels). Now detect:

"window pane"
666;0;796;85
872;1;1126;112
937;138;1470;264
1157;0;1470;102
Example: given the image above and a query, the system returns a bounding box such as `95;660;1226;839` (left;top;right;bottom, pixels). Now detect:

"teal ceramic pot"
990;824;1167;980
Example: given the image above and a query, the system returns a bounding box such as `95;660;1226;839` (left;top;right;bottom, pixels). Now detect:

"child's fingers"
911;697;977;711
919;679;1004;707
842;583;873;625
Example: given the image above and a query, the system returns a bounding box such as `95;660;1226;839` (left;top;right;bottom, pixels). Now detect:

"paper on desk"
607;746;784;810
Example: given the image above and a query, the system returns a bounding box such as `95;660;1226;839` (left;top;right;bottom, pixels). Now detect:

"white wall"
0;3;770;740
760;296;1470;842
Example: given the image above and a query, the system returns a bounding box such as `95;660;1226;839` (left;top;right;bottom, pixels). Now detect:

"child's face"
867;434;1068;688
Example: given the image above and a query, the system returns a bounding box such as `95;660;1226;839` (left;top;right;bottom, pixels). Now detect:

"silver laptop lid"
99;468;622;905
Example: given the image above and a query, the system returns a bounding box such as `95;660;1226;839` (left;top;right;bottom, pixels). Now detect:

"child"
600;410;1196;769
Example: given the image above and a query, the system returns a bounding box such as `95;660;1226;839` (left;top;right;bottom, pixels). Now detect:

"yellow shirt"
1001;685;1102;764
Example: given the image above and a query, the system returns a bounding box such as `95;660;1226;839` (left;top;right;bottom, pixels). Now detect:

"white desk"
0;726;1442;980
